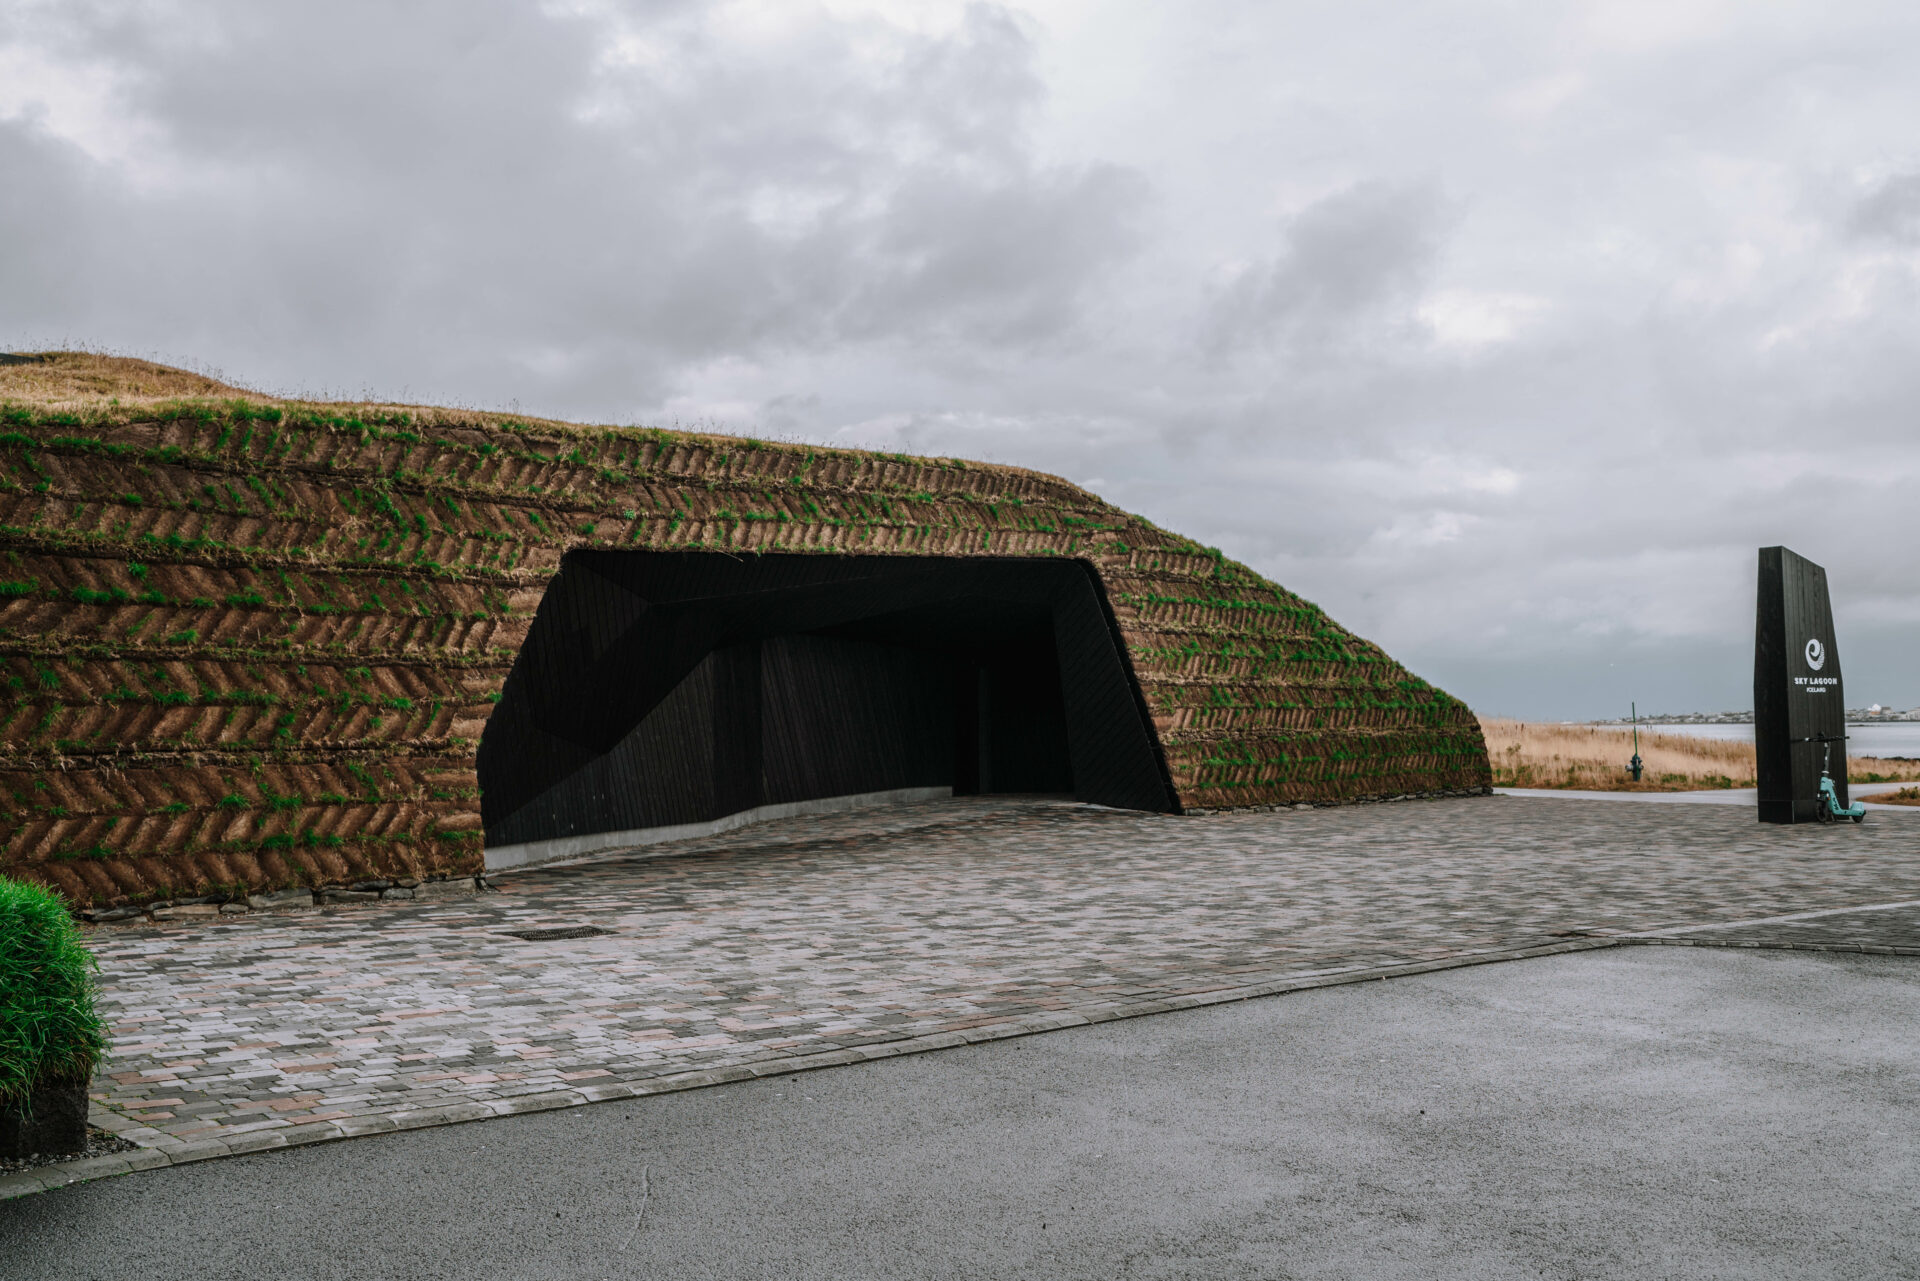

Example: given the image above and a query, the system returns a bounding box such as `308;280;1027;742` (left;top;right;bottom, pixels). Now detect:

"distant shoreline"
1583;713;1918;727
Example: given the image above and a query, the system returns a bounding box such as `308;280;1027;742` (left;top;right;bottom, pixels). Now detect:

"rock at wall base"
149;903;219;921
414;878;479;898
247;888;316;910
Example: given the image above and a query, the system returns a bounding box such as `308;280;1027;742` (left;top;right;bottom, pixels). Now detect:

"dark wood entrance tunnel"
478;553;1179;858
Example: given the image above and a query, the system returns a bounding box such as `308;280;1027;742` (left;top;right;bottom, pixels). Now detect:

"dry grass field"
0;351;261;408
1478;718;1920;792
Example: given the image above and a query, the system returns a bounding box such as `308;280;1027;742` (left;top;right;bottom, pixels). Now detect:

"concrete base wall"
484;785;953;872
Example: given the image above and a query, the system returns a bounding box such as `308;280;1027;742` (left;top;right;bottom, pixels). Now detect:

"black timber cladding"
1753;545;1851;824
479;552;1179;848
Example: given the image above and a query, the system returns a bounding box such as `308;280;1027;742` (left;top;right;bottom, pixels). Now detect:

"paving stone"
77;795;1920;1157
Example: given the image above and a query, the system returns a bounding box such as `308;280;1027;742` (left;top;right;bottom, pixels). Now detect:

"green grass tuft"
0;876;107;1105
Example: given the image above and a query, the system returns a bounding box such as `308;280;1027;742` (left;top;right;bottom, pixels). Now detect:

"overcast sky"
4;0;1917;717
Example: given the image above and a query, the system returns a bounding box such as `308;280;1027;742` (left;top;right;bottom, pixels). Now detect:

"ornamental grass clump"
0;876;107;1109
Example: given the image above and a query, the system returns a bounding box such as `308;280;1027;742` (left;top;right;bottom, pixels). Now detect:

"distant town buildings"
1594;706;1920;725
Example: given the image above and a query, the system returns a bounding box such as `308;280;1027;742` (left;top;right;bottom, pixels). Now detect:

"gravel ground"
0;1128;138;1177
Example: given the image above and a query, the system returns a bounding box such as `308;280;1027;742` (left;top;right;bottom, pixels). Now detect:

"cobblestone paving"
80;795;1920;1161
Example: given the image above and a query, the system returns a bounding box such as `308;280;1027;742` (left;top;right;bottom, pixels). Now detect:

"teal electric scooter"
1818;743;1866;823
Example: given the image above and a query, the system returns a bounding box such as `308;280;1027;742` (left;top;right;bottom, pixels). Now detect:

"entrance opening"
479;553;1175;861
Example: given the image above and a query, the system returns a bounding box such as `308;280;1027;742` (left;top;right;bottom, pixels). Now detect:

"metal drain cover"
505;925;613;941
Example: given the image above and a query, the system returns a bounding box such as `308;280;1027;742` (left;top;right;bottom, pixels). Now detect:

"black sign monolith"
1753;546;1849;823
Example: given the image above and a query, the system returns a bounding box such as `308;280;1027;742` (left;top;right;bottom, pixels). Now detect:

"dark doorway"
479;553;1176;854
949;636;1074;797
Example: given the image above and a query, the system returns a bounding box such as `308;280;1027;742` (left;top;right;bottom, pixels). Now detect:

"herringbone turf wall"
0;358;1488;907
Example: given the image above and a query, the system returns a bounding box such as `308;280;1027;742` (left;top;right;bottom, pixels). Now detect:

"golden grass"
0;351;1079;485
1879;786;1920;807
0;351;269;410
1478;717;1920;791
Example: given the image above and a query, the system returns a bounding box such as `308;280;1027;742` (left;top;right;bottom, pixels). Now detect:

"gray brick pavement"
37;794;1920;1186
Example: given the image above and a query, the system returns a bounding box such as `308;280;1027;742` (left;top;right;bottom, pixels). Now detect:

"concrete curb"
4;931;1912;1201
1621;936;1920;956
484;787;955;873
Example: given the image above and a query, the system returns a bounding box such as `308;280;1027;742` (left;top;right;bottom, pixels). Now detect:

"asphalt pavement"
4;944;1915;1280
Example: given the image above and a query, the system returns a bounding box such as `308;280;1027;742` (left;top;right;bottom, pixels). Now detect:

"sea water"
1592;721;1920;758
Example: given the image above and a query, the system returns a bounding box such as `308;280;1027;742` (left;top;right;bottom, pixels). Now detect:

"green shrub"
0;876;107;1106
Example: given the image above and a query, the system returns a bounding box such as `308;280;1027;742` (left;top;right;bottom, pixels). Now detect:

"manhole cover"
504;925;613;941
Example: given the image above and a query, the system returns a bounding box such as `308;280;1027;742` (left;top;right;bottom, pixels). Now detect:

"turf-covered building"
0;355;1488;907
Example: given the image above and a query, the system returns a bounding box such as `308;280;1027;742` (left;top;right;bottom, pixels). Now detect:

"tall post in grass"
1628;702;1643;782
1754;546;1850;824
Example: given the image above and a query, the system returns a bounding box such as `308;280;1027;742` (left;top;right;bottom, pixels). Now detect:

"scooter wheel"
1852;813;1865;824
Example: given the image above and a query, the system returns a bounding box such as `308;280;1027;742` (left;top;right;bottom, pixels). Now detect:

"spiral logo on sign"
1805;638;1826;671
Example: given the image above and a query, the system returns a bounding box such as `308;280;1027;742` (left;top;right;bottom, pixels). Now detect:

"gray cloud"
1202;180;1451;356
3;0;1917;717
0;1;1142;402
1849;171;1920;244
